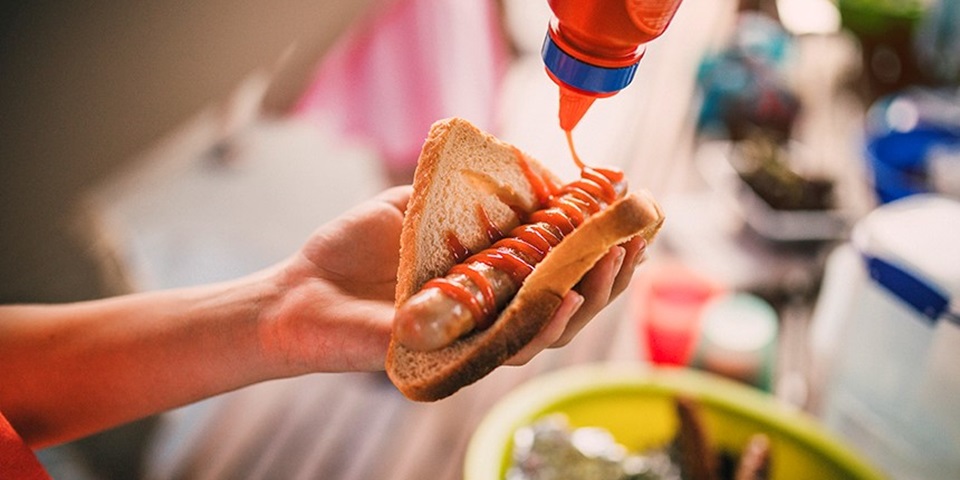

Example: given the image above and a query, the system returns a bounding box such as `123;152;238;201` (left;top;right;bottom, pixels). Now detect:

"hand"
262;186;412;374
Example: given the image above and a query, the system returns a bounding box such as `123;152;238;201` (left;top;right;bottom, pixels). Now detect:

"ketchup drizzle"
422;277;484;322
513;147;557;205
445;232;470;264
449;264;496;320
469;249;534;287
476;205;503;244
427;147;625;331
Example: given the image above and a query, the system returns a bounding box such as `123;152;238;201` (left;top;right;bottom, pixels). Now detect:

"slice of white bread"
394;117;561;302
386;118;664;401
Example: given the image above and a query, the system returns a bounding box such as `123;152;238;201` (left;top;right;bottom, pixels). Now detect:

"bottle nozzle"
558;86;596;132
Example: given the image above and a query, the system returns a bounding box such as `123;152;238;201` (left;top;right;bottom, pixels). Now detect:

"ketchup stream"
422;141;625;330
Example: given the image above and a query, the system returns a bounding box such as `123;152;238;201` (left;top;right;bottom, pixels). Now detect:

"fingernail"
633;238;648;266
572;291;585;310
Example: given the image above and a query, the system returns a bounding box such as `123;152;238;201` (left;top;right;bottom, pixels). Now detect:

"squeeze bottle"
542;0;685;132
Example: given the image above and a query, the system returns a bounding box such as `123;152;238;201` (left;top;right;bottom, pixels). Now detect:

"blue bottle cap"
541;34;639;95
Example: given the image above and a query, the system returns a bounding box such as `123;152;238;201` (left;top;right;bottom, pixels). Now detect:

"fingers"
543;236;648;349
504;291;584;366
552;245;625;347
375;185;413;214
610;235;647;302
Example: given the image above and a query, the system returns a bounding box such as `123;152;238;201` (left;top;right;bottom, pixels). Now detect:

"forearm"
0;269;285;448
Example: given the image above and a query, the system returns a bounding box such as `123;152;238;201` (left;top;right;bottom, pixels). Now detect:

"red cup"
632;262;724;366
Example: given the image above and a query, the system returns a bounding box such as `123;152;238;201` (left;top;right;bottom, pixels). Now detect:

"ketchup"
445;232;470;264
513;146;557;206
423;147;624;330
476;205;504;244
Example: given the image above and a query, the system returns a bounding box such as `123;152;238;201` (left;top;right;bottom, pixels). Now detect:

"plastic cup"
633;262;724;366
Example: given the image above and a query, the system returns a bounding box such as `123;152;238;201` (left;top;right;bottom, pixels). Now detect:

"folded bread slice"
386;117;664;401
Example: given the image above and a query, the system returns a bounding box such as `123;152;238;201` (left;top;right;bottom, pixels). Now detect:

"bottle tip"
558;87;596;132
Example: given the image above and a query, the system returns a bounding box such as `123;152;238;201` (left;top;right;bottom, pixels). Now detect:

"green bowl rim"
464;363;886;480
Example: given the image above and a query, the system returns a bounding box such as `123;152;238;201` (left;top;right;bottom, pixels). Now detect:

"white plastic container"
810;194;960;479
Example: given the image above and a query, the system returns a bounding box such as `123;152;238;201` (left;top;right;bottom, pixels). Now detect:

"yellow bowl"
465;364;885;479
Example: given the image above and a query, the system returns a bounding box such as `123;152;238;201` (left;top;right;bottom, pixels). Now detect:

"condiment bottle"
542;0;685;132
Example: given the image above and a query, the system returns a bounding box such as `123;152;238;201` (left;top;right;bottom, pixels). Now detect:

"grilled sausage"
393;167;626;351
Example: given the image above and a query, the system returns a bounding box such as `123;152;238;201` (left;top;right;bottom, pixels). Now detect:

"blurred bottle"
864;88;960;204
810;194;960;479
836;0;929;102
541;0;684;132
913;0;960;86
695;11;800;142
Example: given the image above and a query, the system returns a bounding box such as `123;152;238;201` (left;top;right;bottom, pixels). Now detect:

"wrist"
237;265;300;379
252;260;329;377
176;270;290;387
255;255;395;375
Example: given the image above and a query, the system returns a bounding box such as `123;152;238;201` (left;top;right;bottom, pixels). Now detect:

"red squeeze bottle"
542;0;685;132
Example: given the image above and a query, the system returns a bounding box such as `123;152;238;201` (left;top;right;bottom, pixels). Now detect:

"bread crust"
385;118;665;402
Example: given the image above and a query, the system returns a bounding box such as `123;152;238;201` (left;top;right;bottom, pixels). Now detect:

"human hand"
262;186;412;374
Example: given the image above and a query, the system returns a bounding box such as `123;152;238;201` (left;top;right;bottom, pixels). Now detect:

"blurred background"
1;0;958;478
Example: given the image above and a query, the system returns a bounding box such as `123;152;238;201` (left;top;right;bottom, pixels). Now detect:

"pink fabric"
294;0;510;170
